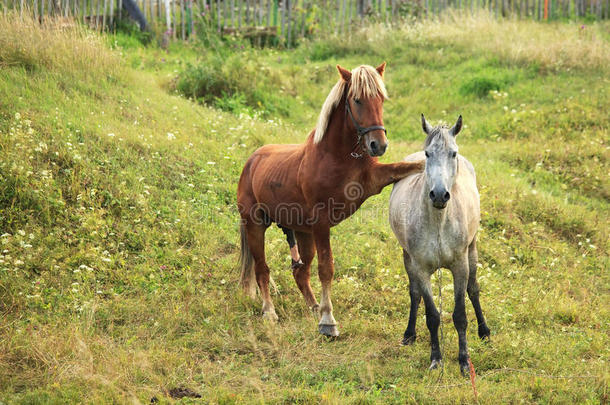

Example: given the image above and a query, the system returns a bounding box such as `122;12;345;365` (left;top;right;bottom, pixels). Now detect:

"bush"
176;57;233;102
306;37;373;61
175;53;290;117
459;76;503;98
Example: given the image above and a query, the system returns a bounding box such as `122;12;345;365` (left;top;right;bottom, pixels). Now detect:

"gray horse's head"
421;114;462;209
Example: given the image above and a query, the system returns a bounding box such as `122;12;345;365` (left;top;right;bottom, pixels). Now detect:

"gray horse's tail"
239;223;257;298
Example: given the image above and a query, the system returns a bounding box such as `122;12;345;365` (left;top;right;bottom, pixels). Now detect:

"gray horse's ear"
421;114;432;135
450;115;462;137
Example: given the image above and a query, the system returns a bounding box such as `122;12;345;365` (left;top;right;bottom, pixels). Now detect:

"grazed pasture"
0;13;608;404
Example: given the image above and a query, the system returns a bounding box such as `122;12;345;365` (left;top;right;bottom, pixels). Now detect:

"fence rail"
2;0;608;45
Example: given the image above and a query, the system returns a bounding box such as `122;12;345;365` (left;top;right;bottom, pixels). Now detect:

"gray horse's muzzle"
429;188;450;209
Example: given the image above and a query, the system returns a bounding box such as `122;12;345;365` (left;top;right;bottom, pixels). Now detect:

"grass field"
0;12;608;404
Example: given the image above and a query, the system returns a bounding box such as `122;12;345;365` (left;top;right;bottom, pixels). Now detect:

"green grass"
0;12;608;404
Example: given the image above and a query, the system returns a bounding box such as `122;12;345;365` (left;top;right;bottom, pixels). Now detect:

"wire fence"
2;0;609;45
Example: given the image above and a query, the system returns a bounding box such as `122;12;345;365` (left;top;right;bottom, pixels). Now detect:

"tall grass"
408;11;610;71
0;12;119;76
313;10;610;71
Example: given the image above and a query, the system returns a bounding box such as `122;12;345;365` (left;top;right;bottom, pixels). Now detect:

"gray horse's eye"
451;151;457;158
425;151;430;158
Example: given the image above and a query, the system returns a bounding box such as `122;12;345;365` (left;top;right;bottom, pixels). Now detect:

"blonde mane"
313;65;388;144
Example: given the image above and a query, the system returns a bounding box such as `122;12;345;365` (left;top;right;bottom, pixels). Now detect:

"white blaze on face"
425;131;459;203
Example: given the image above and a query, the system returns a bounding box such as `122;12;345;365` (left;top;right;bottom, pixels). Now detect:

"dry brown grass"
380;11;610;71
0;11;119;76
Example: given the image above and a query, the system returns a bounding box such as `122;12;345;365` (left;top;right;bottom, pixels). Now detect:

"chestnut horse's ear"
421;114;433;135
376;62;386;77
450;115;463;137
337;65;352;82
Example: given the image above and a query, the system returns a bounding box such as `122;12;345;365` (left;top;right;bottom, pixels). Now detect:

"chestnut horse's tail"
239;223;257;298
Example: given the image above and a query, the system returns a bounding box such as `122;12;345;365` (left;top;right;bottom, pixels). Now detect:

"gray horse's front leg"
414;271;442;369
402;250;421;345
452;258;470;375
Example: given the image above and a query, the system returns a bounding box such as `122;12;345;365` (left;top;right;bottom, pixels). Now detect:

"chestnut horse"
237;63;423;337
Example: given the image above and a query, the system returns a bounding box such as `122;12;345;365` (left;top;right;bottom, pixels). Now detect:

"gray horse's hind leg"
467;239;490;339
402;250;421;345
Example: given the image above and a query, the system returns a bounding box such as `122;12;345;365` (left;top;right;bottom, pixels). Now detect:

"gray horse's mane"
423;125;451;148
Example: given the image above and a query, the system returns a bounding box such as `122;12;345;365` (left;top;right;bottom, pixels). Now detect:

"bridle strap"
345;98;387;141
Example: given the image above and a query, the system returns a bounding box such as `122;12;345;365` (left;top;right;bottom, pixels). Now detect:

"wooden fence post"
172;0;176;37
287;0;292;45
164;0;170;31
238;0;242;28
216;0;220;31
301;0;306;37
266;0;271;26
181;0;185;38
280;0;284;40
230;0;234;26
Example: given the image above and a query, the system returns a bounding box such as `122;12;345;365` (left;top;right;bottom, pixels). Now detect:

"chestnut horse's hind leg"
293;231;318;312
245;221;278;322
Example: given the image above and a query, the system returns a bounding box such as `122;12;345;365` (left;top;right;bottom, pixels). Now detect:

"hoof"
460;362;470;377
262;311;279;323
291;259;304;270
429;359;442;370
478;324;491;340
318;324;339;337
401;334;416;346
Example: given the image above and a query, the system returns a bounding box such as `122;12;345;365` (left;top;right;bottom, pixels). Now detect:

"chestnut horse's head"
314;63;389;157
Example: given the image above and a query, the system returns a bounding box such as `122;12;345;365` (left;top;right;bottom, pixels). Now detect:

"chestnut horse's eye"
354;98;361;105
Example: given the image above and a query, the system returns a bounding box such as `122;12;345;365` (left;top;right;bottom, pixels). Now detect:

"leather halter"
345;98;387;158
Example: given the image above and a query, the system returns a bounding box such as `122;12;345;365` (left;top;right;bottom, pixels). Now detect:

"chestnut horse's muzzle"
366;133;388;156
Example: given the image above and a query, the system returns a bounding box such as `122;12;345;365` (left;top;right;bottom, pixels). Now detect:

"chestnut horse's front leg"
312;222;339;337
370;160;425;191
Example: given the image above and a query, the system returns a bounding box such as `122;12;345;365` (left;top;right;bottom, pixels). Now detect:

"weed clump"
176;54;290;117
460;77;503;98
